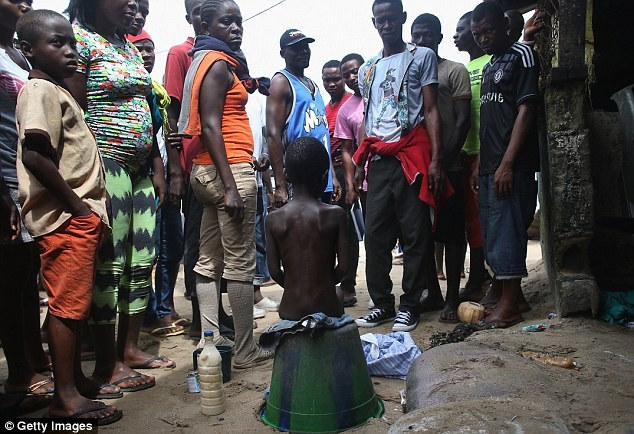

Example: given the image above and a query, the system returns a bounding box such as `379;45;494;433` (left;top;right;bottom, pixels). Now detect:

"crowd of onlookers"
0;0;546;424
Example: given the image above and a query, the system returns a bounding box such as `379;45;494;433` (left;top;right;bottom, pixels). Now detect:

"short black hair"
16;9;66;44
285;137;329;196
459;11;473;22
472;1;505;23
185;0;201;14
411;13;441;34
201;0;237;24
322;60;341;71
66;0;100;29
372;0;403;14
341;53;364;65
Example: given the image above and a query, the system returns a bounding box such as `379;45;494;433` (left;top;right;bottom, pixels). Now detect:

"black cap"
280;29;315;49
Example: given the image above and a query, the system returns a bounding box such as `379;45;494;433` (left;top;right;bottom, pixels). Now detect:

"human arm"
266;74;292;208
150;134;166;209
199;60;244;220
265;216;284;287
352;121;368;194
0;177;20;241
340;138;358;206
422;84;445;197
470;154;480;194
445;99;471;167
333;208;350;284
494;102;537;198
166;99;185;206
22;134;91;217
330;160;341;203
64;72;88;111
523;9;548;44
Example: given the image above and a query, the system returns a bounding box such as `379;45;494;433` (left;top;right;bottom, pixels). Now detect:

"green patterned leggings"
90;158;156;325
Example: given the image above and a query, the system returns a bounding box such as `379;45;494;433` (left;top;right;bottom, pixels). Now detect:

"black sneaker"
355;308;396;327
392;310;419;332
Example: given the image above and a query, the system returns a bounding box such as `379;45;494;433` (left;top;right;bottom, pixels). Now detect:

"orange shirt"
184;51;253;166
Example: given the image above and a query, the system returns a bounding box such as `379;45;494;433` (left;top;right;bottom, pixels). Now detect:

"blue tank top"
278;69;332;193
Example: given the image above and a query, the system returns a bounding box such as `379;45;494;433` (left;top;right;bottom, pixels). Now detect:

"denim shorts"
478;171;538;279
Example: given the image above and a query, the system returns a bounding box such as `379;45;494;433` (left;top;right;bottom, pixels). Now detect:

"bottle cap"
204;330;214;338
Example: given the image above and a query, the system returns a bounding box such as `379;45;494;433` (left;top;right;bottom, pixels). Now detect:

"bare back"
266;196;349;321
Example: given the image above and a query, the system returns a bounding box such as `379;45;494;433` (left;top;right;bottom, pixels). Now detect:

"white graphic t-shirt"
367;52;406;143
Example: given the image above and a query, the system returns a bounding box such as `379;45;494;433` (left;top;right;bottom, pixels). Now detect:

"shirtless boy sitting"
266;137;350;321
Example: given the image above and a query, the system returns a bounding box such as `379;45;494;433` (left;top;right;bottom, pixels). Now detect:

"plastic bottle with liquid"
197;331;225;415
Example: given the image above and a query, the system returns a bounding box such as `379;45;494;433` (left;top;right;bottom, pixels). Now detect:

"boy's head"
17;9;78;81
340;53;364;94
322;60;344;100
285;137;329;198
471;1;510;56
411;13;442;54
185;0;204;35
127;30;155;73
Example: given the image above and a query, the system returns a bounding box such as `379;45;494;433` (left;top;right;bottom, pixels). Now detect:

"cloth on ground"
360;332;421;380
600;290;634;325
259;313;354;350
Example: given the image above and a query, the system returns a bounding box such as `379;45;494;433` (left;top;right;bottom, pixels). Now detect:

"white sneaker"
254;297;279;312
254;306;266;319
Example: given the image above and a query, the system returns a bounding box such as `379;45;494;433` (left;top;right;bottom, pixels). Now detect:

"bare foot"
93;361;155;392
439;307;459;323
48;397;121;425
484;304;523;329
479;280;502;306
76;376;121;399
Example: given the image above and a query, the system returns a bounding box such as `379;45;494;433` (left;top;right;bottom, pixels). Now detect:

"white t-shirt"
367;52;406;143
246;93;266;187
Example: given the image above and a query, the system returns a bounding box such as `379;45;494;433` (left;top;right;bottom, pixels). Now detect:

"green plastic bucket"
261;322;384;433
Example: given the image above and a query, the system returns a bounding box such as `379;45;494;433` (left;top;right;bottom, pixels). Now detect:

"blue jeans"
478;171;537;279
254;186;271;285
146;197;184;322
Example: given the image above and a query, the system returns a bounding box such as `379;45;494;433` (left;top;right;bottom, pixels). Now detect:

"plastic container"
217;345;232;383
197;331;225;416
260;322;384;433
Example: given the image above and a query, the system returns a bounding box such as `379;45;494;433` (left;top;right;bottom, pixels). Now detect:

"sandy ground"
2;240;633;433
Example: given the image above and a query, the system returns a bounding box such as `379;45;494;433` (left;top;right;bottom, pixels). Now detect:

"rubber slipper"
5;377;54;396
129;355;176;370
110;374;155;392
483;317;524;329
35;362;53;374
82;383;124;400
44;401;123;426
172;317;192;328
141;324;185;337
343;296;357;307
439;311;460;324
0;394;52;417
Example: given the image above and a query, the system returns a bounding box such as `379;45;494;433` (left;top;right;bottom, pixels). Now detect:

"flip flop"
343;296;358;307
129;355;176;370
110;374;155;392
142;324;185;337
172;317;193;328
44;401;123;426
0;394;52;417
35;362;53;374
5;377;54;396
82;383;124;400
439;310;460;324
483;317;524;329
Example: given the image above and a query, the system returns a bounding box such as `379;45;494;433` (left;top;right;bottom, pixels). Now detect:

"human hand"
524;9;548;42
273;185;288;208
152;172;166;210
167;132;185;151
353;167;365;195
332;175;342;203
493;164;513;198
224;187;244;221
345;184;359;207
168;174;185;208
0;189;20;241
470;167;479;195
427;159;445;198
255;153;270;172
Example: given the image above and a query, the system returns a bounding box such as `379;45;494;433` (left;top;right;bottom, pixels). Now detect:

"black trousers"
334;166;360;292
364;156;432;312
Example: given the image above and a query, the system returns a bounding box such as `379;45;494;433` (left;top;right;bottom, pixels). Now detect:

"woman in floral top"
65;0;172;395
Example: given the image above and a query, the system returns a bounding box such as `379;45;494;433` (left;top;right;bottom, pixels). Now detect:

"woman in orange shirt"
180;0;273;368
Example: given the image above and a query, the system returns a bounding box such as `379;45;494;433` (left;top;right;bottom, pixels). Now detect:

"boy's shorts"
433;171;466;245
37;213;104;320
478;171;538;279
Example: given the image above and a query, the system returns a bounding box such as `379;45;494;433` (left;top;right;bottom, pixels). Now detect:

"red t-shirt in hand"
163;37;203;182
325;92;351;168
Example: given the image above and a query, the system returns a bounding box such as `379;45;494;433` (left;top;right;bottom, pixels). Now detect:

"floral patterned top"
74;23;153;171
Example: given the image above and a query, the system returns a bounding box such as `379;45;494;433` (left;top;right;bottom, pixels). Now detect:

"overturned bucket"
260;322;384;433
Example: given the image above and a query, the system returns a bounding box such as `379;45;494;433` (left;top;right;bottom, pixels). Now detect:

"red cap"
127;30;154;45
